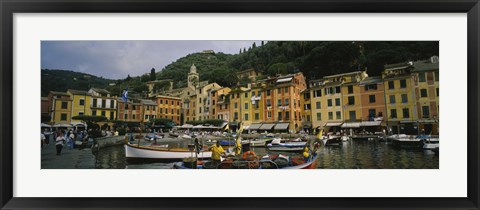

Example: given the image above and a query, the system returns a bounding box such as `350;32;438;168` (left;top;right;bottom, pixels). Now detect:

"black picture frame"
1;0;479;209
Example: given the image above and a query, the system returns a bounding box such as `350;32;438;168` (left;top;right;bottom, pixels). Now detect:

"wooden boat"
124;143;212;160
320;136;342;146
241;137;277;147
173;153;318;169
266;139;307;152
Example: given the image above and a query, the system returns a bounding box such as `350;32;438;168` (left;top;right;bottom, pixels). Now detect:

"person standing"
41;133;46;149
69;132;75;149
55;133;65;155
208;141;226;168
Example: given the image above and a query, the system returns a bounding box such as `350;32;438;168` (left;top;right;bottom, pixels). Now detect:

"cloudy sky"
41;40;261;79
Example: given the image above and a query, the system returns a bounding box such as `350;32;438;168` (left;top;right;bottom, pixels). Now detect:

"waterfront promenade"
41;142;95;169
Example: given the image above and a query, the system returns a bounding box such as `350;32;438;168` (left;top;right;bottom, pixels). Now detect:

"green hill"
41;69;114;97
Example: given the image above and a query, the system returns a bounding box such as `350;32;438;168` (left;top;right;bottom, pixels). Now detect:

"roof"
323;71;362;79
140;99;157;106
359;76;383;85
67;89;89;95
49;91;70;96
90;88;110;94
322;81;342;88
384;62;413;70
276;77;293;83
413;60;439;72
382;74;411;81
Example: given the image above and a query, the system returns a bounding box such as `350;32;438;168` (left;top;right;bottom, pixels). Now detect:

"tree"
150;68;156;81
252;42;257;48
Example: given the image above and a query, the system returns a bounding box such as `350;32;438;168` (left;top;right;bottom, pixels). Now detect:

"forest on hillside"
42;41;439;97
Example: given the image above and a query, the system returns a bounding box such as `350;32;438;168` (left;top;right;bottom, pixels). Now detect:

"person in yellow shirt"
209;141;226;168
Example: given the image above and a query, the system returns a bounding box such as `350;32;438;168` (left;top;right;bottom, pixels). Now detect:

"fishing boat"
173;152;318;169
266;138;307;152
320;136;342;146
124;143;212;160
389;134;439;149
417;135;439;150
241;136;278;147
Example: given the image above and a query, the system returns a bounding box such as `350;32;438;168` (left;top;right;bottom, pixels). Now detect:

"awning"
248;123;263;130
361;121;382;126
274;123;290;130
259;123;275;130
341;122;361;128
243;126;250;130
181;124;193;129
276;77;293;83
324;122;343;127
53;123;73;128
41;123;51;128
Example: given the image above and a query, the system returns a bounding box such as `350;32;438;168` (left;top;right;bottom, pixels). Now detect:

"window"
255;113;259;120
285;99;289;106
60;113;67;121
146;106;150;111
316;102;321;109
389;95;396;104
327;99;332;107
267;90;271;96
251;91;255;96
267;111;271;118
145;115;149;120
61;101;68;109
307;115;311;122
401;94;408;103
314;90;322;97
436;88;439;97
102;99;106;108
267;99;271;106
244;92;248;98
110;112;114;120
349;111;356;120
245;103;248;109
132;114;136;119
278;88;281;94
402;108;410;118
335;86;341;94
171;109;174;114
79;99;85;106
336;111;341;119
369;95;376;103
101;111;106;117
348;86;353;94
328;112;333;120
110;100;114;108
278;112;282;121
400;79;407;88
390;109;397;119
125;103;128;109
365;84;377;91
160;100;163;104
420;89;428;97
316;113;321;121
234;112;238;120
335;98;340;106
159;108;162;113
171;101;174;105
92;110;97;116
234;103;238;109
93;99;97;107
278;99;282;106
422;106;430;118
368;109;376;119
78;112;84;116
388;81;395;89
244;114;249;120
435;71;439;81
419;72;426;82
285;111;290;120
348;96;355;105
285;87;289;93
124;114;128;119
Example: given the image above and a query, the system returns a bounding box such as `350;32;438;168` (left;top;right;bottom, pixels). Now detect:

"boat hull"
125;143;212;160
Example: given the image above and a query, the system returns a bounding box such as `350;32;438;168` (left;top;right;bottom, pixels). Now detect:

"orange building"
117;98;143;123
359;76;386;122
155;95;181;125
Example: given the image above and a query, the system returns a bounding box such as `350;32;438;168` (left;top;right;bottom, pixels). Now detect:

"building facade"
88;88;117;121
48;91;73;124
412;56;439;134
156;95;181;125
67;89;92;123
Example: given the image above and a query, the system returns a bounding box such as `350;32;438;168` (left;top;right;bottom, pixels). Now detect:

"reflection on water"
93;140;439;169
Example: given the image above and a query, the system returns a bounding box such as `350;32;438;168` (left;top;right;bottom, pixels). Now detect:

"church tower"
188;64;199;90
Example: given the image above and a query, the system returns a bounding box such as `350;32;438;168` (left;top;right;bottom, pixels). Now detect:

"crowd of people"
41;128;93;155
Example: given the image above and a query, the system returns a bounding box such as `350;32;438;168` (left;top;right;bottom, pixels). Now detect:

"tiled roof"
67;89;89;95
413;60;439;72
323;71;362;79
384;62;413;70
140;99;157;106
359;76;383;85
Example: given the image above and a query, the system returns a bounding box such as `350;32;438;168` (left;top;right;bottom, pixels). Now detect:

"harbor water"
93;139;439;169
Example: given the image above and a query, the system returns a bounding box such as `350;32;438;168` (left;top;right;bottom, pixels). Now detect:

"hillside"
41;69;114;97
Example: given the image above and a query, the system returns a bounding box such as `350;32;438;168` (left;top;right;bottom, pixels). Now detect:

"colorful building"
236;69;263;84
117;98;142;122
155;95;181;125
67;89;92;123
140;99;157;123
358;76;386;130
212;87;231;121
88;88;117;121
412;56;439;134
382;62;418;134
48;91;72;124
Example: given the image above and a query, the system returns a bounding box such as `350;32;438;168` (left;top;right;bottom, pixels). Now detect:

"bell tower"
188;64;199;89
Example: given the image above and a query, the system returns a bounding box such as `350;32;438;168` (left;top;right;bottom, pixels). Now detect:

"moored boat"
320;136;342;146
266;138;307;152
125;143;212;160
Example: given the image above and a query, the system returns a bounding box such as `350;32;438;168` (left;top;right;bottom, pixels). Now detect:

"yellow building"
212;87;231;121
228;87;250;126
382;62;418;134
67;89;92;123
155;95;182;125
339;71;368;123
300;88;312;132
88;88;117;121
48;91;72;124
412;56;439;134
